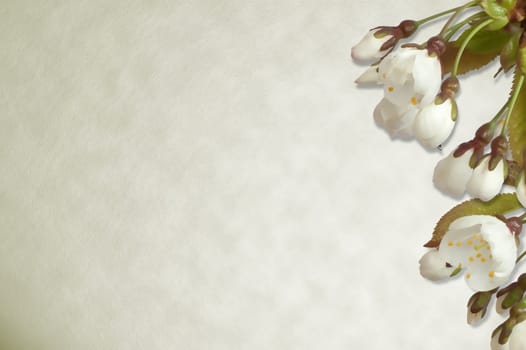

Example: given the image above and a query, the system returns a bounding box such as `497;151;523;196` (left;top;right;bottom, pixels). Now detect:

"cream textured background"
0;1;517;349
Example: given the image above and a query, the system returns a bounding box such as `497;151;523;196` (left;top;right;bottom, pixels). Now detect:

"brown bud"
505;217;523;236
475;123;495;144
398;20;417;38
427;36;447;57
440;76;460;99
491;135;509;156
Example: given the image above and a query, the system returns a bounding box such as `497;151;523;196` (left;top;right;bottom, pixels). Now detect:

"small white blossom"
516;173;526;208
378;48;442;108
413;99;456;149
419;250;454;281
373;98;418;139
466;157;506;202
433;150;474;198
351;29;393;62
438;215;517;291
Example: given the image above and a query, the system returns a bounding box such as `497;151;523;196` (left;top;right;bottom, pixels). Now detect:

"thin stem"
443;12;487;41
517;250;526;263
502;73;525;135
415;1;479;26
452;18;494;76
488;101;509;127
438;1;479;36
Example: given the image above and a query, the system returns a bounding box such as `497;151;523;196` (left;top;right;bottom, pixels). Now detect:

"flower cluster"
353;0;526;348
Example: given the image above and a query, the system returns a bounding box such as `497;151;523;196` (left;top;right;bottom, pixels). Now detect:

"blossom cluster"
352;0;526;348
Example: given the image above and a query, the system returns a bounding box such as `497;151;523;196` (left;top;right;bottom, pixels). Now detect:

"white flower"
413;99;456;149
373;98;418;139
438;215;517;291
517;173;526;208
351;29;393;62
378;48;442;108
433;149;474;198
466;157;506;202
419;250;454;281
492;320;526;350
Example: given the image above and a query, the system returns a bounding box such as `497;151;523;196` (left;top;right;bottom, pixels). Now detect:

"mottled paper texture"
0;1;512;349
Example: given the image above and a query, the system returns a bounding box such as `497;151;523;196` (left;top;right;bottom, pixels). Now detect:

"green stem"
517;250;526;263
502;73;525;134
415;1;479;26
488;101;509;127
452;18;494;76
443;12;487;41
438;1;479;36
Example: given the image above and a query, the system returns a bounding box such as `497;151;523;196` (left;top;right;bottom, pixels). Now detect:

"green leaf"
508;71;526;165
441;43;500;75
424;193;522;248
500;32;520;72
440;28;510;75
457;28;512;54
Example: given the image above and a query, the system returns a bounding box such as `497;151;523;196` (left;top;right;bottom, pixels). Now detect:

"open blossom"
413;98;456;149
373;98;418;139
438;215;517;291
433;149;474;197
491;319;526;350
378;47;442;108
351;29;394;62
419;250;454;281
466;157;506;202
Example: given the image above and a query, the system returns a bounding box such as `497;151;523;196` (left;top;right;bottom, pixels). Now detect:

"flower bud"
433;149;474;197
496;282;524;315
468;289;496;325
351;20;417;62
413;98;456;149
466;156;506;201
419;250;454;281
351;29;394;62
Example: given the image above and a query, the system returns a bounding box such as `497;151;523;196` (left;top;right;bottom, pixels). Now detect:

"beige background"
0;1;517;349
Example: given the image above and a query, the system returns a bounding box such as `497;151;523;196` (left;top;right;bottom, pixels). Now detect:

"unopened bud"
496;282;524;314
467;289;496;324
399;20;417;37
475;123;495;145
427;36;447;57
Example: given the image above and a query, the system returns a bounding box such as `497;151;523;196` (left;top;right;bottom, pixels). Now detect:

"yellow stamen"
489;271;495;278
388;86;394;92
448;241;454;247
410;97;417;105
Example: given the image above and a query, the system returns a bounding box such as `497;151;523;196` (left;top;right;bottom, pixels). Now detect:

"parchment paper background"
0;1;515;349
